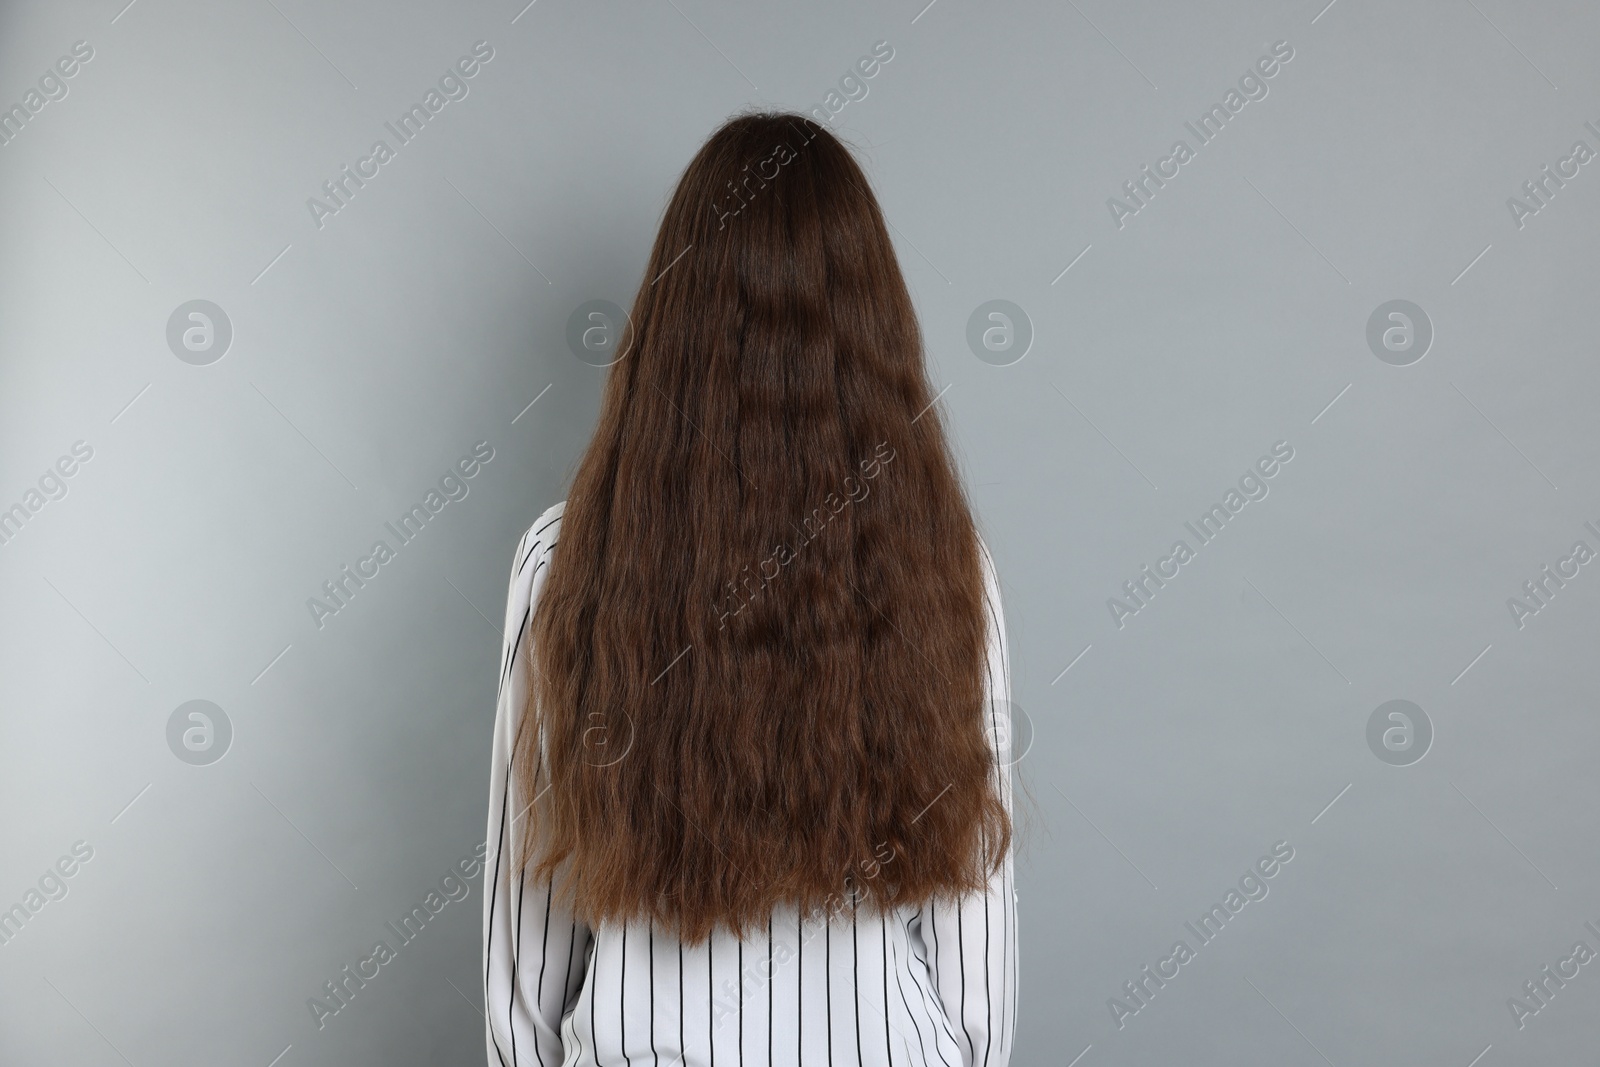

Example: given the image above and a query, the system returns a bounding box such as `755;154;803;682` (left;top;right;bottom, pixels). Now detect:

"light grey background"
2;0;1597;1064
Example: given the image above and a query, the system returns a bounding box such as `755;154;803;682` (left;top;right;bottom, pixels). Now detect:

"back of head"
519;109;1007;943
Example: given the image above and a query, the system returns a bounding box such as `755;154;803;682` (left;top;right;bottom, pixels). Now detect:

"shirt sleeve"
914;533;1018;1067
484;512;593;1067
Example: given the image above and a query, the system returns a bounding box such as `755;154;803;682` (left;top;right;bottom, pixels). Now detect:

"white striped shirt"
484;500;1017;1067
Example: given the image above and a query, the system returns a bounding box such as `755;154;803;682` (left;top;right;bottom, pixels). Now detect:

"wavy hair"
516;109;1009;943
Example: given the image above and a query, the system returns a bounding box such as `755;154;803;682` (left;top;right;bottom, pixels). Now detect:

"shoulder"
497;501;567;678
527;498;567;544
974;527;1007;651
504;500;567;614
975;529;1000;600
512;499;567;574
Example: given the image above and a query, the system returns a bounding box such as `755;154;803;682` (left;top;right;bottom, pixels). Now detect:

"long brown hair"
517;109;1009;943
